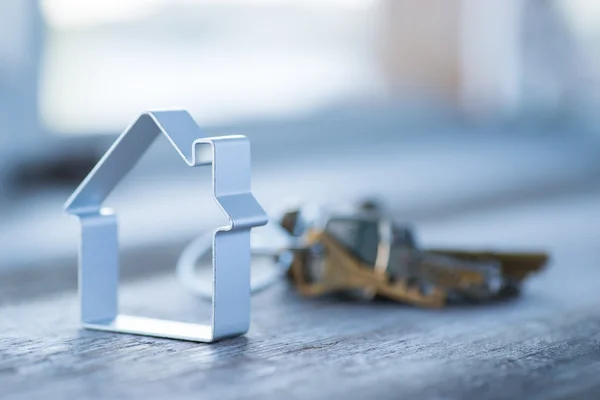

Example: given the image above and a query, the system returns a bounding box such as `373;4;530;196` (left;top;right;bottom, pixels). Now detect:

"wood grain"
1;190;600;400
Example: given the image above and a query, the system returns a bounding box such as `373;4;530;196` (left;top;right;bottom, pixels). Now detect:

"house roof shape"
64;110;268;342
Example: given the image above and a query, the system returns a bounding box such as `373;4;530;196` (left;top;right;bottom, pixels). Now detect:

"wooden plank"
1;190;600;399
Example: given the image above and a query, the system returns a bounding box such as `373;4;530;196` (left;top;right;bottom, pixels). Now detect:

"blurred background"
1;0;600;272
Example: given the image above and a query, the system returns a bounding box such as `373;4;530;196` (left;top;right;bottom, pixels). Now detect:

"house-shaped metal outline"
64;110;268;342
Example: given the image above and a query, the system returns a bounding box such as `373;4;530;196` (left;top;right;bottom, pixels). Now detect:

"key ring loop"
176;204;329;299
176;226;294;300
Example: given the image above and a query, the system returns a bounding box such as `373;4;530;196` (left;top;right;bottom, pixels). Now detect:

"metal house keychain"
64;110;267;342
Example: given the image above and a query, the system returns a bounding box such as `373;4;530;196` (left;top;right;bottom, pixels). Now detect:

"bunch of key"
278;200;548;307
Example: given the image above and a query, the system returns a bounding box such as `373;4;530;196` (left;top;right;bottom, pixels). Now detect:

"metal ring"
176;229;293;300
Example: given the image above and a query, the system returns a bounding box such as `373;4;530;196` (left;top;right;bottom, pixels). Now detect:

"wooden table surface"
1;189;600;400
